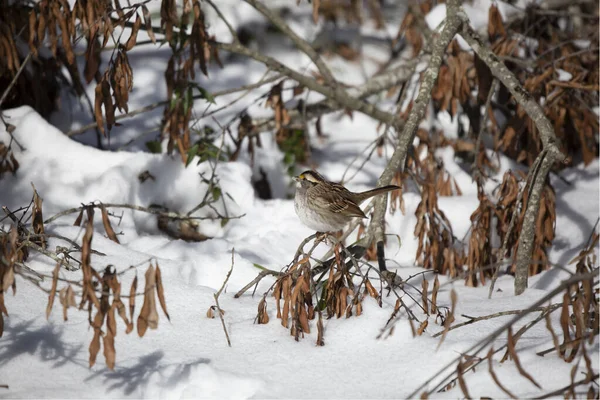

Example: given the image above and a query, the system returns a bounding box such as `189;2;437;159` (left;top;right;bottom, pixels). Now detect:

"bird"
293;170;400;233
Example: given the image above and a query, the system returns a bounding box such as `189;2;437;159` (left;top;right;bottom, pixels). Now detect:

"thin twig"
0;53;33;110
533;374;599;399
66;74;283;137
234;268;281;298
432;303;563;338
408;270;598;397
244;0;336;85
44;202;244;225
214;249;235;347
204;0;239;44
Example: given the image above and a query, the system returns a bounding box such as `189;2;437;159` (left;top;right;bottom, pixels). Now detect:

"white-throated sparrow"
293;170;400;232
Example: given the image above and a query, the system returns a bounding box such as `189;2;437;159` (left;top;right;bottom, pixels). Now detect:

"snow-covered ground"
1;0;599;398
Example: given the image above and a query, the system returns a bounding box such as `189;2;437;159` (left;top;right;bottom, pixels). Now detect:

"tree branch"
458;17;568;295
212;39;401;127
244;0;336;86
365;0;464;257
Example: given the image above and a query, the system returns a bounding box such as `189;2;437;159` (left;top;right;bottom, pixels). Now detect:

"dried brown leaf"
364;278;379;299
142;5;156;44
316;311;324;346
437;289;457;349
100;205;120;243
312;0;320;23
125;275;137;326
31;185;46;248
155;263;170;321
257;298;269;324
431;275;439;314
417;320;428;335
88;311;104;367
94;82;105;136
457;361;471;399
506;327;541;388
125;13;142;51
421;279;429;314
103;330;116;370
46;262;60;319
73;209;84;226
487;346;517;399
137;264;159;337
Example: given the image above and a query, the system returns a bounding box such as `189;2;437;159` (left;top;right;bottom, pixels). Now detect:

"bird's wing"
311;187;367;218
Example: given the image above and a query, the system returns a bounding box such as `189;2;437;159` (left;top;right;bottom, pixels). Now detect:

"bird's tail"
355;185;400;203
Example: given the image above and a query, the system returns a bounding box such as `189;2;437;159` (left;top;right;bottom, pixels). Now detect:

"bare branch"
212;39;401;127
365;0;464;253
408;269;598;397
0;53;32;110
244;0;336;85
214;249;235;347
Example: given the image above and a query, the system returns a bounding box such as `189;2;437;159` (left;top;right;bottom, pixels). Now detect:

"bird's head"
293;170;325;189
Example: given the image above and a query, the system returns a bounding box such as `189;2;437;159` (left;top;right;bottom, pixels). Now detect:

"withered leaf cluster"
43;208;169;369
410;138;464;277
232;82;310;169
465;185;497;287
396;2;431;56
431;41;476;119
0;1;62;118
268;83;311;166
547;232;599;365
488;6;599;166
161;0;223;163
272;258;314;341
264;243;381;344
427;4;599;167
495;170;556;277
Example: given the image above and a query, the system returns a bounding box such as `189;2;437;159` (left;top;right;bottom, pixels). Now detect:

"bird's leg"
314;231;327;244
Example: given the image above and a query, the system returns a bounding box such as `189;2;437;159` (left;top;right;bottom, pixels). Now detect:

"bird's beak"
292;176;300;182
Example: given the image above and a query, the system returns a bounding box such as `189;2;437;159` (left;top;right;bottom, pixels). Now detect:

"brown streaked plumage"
293;170;400;232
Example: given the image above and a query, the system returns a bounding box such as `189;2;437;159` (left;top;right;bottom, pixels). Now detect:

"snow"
1;1;599;399
556;68;573;82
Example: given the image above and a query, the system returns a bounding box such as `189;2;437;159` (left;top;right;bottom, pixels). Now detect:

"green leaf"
191;83;216;104
253;263;266;271
183;86;193;113
220;218;229;227
211;186;222;202
186;144;200;167
145;140;162;153
317;285;328;311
